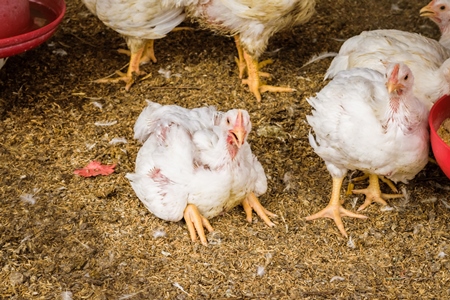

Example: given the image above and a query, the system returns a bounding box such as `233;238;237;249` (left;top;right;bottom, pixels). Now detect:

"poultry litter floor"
1;0;449;299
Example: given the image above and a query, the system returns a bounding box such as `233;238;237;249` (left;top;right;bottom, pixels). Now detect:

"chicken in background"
81;0;186;90
306;63;429;237
126;101;275;246
184;0;316;101
324;29;450;110
420;0;450;48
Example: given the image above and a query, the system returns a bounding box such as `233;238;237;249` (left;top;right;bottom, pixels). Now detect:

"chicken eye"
404;75;408;80
226;118;230;124
441;5;446;10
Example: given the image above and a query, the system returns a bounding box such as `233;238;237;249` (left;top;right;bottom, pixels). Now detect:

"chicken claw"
95;44;148;91
234;36;272;79
306;177;368;237
241;47;294;102
242;192;276;227
352;173;404;211
183;204;214;246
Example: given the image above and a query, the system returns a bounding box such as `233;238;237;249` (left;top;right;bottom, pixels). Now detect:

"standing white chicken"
420;0;450;48
184;0;316;101
81;0;186;90
306;63;429;237
126;101;275;245
324;29;450;109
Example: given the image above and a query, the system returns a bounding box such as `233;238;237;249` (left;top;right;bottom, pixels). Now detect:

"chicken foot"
95;27;193;91
117;39;157;65
305;176;368;237
234;36;272;79
352;173;404;211
95;41;148;91
346;173;398;195
183;204;214;246
242;192;276;227
242;51;295;101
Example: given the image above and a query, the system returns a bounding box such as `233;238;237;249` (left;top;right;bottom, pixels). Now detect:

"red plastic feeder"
0;0;66;58
429;95;450;179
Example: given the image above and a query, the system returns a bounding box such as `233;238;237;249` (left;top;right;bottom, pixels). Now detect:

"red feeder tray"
0;0;66;59
429;94;450;180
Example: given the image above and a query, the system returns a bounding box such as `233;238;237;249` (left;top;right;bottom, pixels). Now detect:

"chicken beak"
420;2;436;18
229;110;247;148
386;64;405;94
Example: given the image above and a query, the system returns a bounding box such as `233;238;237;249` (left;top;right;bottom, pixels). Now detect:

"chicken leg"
352;173;404;211
234;36;273;79
234;36;294;101
95;27;192;91
95;38;150;91
242;192;276;227
305;176;368;237
184;204;214;246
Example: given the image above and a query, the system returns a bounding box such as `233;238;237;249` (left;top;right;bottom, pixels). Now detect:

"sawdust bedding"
1;0;450;299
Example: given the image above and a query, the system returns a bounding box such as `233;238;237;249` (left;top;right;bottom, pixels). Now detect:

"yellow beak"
229;110;247;148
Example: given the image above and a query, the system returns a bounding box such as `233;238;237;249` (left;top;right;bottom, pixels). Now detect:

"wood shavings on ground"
1;0;450;299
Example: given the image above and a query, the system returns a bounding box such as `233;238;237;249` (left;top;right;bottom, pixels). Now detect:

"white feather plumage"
325;29;450;109
127;102;267;223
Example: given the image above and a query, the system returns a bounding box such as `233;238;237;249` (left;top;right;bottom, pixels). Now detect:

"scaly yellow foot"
183;204;214;246
242;192;276;227
234;36;276;79
352;173;404;211
96;45;146;91
117;40;157;65
242;51;294;102
306;176;368;237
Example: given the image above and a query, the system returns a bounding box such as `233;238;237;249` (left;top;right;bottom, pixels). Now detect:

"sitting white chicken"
306;63;429;237
420;0;450;48
324;29;450;109
126;101;275;245
185;0;316;101
81;0;186;90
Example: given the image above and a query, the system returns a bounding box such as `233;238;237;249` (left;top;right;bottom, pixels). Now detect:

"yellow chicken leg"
242;50;294;102
183;204;214;246
95;42;147;91
352;173;404;211
306;176;368;237
234;36;247;79
242;192;276;227
117;40;157;64
234;36;275;79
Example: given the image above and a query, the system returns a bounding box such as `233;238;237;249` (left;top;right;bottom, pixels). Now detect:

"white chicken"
82;0;315;100
126;101;275;245
306;63;429;237
183;0;316;101
81;0;186;90
324;29;450;109
420;0;450;48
